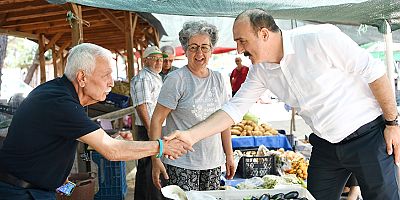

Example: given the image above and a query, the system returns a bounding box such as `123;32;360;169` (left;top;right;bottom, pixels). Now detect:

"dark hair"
235;8;280;35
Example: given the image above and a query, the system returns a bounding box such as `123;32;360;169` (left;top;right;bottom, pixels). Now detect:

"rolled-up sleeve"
222;65;268;123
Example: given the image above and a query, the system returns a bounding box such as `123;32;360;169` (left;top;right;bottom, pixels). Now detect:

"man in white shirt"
166;8;400;200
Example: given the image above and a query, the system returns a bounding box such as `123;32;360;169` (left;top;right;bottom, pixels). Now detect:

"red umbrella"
175;46;236;56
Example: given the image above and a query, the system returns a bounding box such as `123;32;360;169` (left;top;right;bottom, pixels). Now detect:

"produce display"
243;191;309;200
280;151;309;180
235;147;309;181
236;174;305;190
231;120;279;136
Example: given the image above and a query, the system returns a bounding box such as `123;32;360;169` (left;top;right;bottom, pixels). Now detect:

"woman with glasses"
149;21;235;191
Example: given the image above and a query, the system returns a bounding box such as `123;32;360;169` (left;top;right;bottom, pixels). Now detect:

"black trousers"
0;181;55;200
134;126;163;200
308;116;399;200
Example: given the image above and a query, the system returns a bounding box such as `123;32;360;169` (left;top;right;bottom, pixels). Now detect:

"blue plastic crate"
92;152;127;200
105;92;130;108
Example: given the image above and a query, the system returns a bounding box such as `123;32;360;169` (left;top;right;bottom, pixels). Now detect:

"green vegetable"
243;112;259;124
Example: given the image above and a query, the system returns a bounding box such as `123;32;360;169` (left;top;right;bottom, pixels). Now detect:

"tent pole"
384;20;396;97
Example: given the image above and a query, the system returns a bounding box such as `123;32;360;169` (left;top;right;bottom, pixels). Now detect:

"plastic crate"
278;130;295;149
236;150;278;178
105;92;130;108
91;152;127;200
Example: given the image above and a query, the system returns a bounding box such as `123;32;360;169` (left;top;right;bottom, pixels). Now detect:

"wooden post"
52;45;58;78
57;41;71;75
125;11;134;81
153;28;160;47
70;3;83;46
38;34;46;83
290;108;296;134
60;53;65;74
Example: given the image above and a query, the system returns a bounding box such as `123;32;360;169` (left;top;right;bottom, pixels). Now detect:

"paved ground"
125;102;313;199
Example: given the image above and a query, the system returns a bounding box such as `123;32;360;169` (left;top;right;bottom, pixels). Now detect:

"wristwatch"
385;115;399;126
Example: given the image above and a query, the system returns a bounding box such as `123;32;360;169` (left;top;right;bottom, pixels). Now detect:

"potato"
231;126;243;132
252;130;262;136
231;129;241;135
244;125;253;131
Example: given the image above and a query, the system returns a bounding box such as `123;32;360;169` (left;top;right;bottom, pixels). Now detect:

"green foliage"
5;37;38;69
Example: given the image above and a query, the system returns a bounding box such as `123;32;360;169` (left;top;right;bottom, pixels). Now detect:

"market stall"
193;112;314;200
232;134;292;150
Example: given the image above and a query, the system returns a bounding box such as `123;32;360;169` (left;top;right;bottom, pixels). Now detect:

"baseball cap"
143;46;168;58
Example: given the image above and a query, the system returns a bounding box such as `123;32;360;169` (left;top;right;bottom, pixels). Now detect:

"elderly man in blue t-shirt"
0;43;191;200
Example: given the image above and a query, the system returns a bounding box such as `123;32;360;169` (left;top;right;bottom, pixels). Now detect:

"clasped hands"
113;129;193;159
161;130;194;160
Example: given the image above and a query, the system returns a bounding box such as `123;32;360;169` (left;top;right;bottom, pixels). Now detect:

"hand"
225;154;236;179
111;130;133;141
118;130;133;141
151;158;168;190
384;125;400;165
162;138;193;160
164;130;194;146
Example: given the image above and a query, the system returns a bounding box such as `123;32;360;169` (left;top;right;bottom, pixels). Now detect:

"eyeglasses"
147;56;163;62
163;59;174;63
188;44;212;53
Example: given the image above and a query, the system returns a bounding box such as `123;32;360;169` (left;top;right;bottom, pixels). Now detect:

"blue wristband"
156;139;163;158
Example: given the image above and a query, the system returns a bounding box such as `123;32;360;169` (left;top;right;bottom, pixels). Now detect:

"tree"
0;34;8;93
24;48;39;85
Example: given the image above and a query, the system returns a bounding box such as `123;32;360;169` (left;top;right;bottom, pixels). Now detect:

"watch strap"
385;115;399;126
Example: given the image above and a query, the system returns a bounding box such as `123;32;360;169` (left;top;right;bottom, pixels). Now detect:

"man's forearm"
188;110;234;144
369;74;398;120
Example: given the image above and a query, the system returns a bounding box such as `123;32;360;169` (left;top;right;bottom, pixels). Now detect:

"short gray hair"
64;43;113;81
160;45;175;56
178;21;218;52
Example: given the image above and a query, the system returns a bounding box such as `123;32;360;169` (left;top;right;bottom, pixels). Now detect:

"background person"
130;45;167;200
0;43;190;200
166;8;400;200
159;45;178;81
230;57;249;96
150;21;235;192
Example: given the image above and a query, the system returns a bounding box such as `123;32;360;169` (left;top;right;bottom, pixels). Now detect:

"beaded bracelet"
155;139;163;158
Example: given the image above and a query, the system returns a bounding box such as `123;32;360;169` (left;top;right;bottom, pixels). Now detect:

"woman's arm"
149;103;173;189
149;103;172;140
221;128;235;179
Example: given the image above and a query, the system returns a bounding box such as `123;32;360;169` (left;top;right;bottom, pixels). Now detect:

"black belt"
0;172;36;189
338;115;384;144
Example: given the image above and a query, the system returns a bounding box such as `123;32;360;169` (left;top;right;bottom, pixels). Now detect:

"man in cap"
130;46;167;200
159;45;178;81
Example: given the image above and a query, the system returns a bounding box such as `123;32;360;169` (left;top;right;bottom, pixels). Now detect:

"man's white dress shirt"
223;24;386;143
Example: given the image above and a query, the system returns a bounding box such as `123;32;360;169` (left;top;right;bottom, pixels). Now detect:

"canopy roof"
0;0;166;52
48;0;400;33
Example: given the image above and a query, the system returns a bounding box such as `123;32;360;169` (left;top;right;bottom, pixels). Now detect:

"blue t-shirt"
0;75;99;191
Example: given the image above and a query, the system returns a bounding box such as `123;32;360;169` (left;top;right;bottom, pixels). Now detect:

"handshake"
115;129;194;160
156;130;194;160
